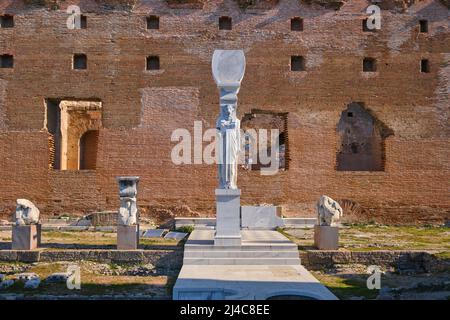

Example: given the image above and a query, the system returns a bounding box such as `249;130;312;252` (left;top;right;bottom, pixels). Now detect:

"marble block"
117;224;139;250
241;206;284;230
314;225;339;250
164;231;188;240
215;188;241;246
142;229;167;238
12;224;40;250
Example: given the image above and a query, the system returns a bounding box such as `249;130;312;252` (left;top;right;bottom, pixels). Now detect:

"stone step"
184;250;299;259
183;257;301;266
185;244;298;251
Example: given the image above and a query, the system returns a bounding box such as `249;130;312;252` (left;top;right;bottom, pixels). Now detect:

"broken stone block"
164;231;188;240
117;224;139;250
142;229;167;238
24;277;40;289
46;272;71;283
16;273;39;282
12;224;41;250
0;279;14;290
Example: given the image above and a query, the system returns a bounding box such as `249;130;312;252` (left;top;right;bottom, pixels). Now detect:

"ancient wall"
0;0;449;224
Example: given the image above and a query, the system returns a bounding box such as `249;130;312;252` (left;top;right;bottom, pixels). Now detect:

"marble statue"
117;177;139;226
15;199;40;226
216;104;241;189
212;50;246;189
317;195;343;226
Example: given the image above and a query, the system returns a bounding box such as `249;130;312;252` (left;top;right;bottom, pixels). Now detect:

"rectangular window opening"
147;15;159;29
291;56;305;72
421;59;430;73
146;56;160;70
419;20;428;33
80;15;87;29
363;57;376;72
0;15;14;28
0;54;13;68
73;54;87;70
291;17;303;31
219;16;232;30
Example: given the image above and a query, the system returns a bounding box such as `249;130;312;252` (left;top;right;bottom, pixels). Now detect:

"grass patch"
175;225;195;234
312;272;379;300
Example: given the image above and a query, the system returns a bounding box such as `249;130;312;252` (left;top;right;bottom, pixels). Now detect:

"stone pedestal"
314;225;339;250
117;225;139;250
214;189;241;246
12;224;41;250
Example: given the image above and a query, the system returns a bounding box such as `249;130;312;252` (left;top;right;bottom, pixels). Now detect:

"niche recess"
45;99;102;170
336;102;393;171
241;109;289;171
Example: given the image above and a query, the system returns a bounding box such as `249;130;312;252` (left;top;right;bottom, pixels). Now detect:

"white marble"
214;189;241;246
142;229;167;238
241;206;284;230
15;199;40;226
212;50;246;190
164;231;188;240
174;230;337;300
116;176;139;226
317;195;343;226
211;50;246;246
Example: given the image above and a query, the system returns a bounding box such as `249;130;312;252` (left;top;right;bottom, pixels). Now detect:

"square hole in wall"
73;54;87;70
147;15;159;29
0;54;13;68
0;15;14;28
219;16;232;30
291;56;305;71
347;112;353;117
421;59;430;73
80;15;87;29
291;17;303;31
363;57;376;72
146;56;160;70
419;20;428;33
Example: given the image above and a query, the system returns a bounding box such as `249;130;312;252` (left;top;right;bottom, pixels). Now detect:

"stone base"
241;206;284;230
314;225;339;250
214;189;241;247
12;224;41;250
117;225;139;250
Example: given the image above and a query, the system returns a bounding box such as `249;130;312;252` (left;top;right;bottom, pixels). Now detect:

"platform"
173;230;338;300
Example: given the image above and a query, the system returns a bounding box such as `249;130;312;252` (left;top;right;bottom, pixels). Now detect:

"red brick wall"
0;0;448;224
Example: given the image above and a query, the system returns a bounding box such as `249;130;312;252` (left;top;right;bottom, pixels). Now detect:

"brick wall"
0;0;448;224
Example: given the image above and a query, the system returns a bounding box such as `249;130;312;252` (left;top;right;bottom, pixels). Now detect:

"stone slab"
314;225;339;250
142;229;167;238
241;206;284;230
117;225;139;250
164;231;188;240
215;188;241;246
175;218;216;229
12;224;40;250
173;264;337;300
